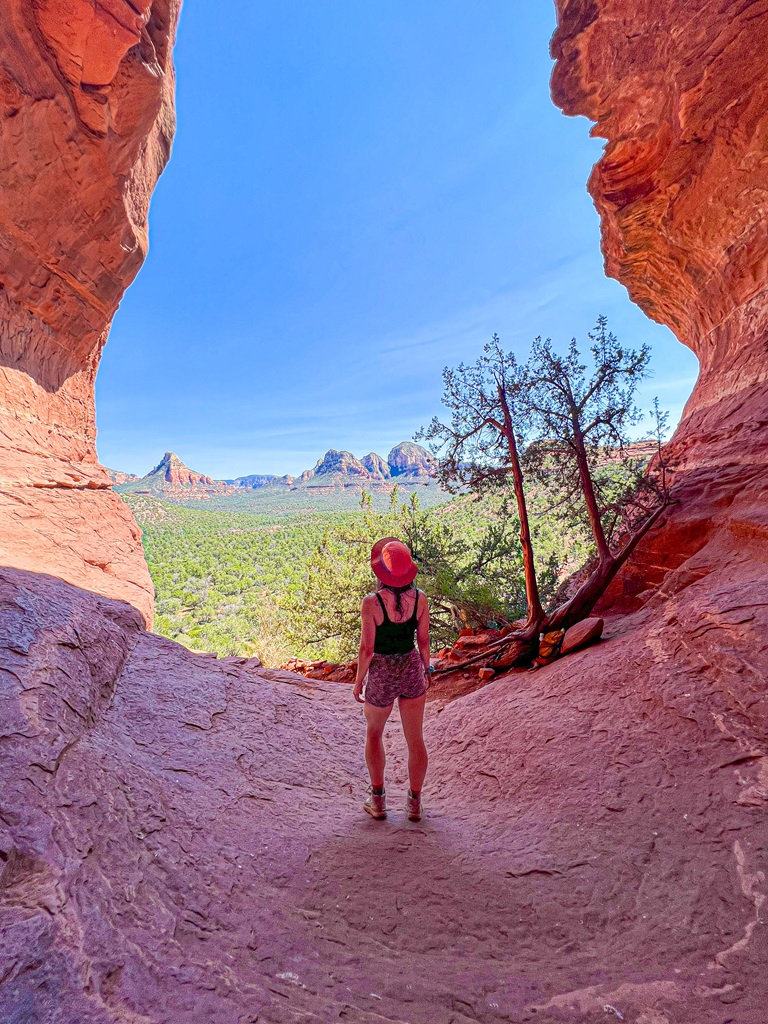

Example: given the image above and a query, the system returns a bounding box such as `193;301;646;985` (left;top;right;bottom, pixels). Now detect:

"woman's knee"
406;736;427;758
366;724;385;743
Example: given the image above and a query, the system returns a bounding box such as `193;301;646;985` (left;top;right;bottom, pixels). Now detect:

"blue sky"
96;2;699;478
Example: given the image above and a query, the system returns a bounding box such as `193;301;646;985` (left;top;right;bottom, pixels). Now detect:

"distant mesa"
111;441;654;503
152;451;214;487
112;442;438;500
115;452;237;500
226;473;279;489
106;468;140;486
299;443;435;485
387;441;436;478
314;449;369;478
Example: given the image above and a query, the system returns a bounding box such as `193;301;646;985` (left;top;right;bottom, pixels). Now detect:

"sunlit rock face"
551;0;768;610
551;0;768;461
0;0;182;624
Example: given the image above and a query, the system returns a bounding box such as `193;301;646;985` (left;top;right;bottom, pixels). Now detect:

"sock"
372;786;385;796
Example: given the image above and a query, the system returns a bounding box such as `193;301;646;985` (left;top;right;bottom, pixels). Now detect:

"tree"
524;316;670;629
419;317;673;672
285;487;528;661
417;334;545;634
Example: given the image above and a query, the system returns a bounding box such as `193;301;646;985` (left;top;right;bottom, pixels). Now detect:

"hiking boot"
405;789;422;822
364;787;387;820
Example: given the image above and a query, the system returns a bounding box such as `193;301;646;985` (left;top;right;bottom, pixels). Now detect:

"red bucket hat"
370;537;418;587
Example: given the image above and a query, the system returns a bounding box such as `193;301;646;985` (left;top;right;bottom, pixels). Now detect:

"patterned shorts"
365;648;428;708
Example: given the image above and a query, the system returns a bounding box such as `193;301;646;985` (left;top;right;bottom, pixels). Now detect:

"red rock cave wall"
551;0;768;608
551;0;768;453
0;1;182;624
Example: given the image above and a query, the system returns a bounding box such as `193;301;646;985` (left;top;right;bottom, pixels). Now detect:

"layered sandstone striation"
0;1;182;624
552;0;768;470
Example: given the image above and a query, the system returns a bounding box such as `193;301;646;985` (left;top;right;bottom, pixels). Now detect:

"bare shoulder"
361;592;378;612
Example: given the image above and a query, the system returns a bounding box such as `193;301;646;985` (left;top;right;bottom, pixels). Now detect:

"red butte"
0;1;182;625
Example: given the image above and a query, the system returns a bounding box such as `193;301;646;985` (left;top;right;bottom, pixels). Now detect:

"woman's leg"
363;701;393;788
398;693;428;793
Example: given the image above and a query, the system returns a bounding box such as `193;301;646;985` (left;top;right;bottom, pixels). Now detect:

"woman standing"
353;537;431;821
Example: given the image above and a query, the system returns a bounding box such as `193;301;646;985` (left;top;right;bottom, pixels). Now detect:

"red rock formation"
105;468;140;486
3;546;768;1022
551;0;768;479
361;451;391;478
160;452;213;486
550;0;768;615
0;1;181;625
313;449;369;477
117;452;241;500
387;440;436;477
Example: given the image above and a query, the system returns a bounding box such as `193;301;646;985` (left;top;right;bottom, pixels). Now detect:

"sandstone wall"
552;0;768;463
551;0;768;609
0;1;182;624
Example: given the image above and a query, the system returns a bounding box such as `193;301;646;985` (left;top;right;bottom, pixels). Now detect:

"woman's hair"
377;579;415;614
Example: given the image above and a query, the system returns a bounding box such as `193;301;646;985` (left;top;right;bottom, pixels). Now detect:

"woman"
353;537;431;822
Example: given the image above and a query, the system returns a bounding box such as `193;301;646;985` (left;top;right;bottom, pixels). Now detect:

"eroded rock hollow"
0;0;182;624
552;0;768;498
1;1;768;1023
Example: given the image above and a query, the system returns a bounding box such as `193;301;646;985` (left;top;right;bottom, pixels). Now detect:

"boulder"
453;634;488;651
561;618;604;657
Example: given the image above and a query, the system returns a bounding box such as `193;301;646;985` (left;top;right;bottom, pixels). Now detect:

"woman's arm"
353;595;377;704
416;590;431;675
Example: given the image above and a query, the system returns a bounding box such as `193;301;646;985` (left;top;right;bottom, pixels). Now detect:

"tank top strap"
412;590;419;621
375;592;389;622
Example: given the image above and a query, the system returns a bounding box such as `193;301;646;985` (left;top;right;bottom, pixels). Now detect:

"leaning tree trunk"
571;415;611;564
498;385;544;632
544;501;668;631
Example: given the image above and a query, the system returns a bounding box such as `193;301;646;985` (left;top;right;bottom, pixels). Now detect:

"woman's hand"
353;678;365;704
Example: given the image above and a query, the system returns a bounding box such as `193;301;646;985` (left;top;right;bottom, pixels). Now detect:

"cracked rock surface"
1;557;766;1024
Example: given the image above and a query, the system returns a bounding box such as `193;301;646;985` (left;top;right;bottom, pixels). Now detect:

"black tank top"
373;590;419;655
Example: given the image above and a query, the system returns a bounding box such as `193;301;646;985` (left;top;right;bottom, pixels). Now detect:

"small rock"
454;635;487;650
561;617;604;655
478;667;495;681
